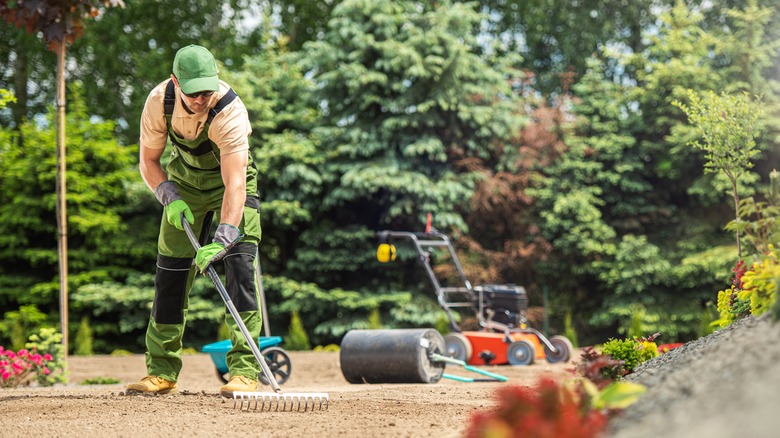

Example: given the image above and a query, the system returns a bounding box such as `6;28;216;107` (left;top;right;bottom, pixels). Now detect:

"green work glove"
166;200;194;230
155;181;194;230
195;223;242;272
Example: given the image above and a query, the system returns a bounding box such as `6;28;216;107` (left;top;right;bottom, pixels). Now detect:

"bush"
74;316;94;356
465;378;608;438
601;334;659;374
739;250;779;317
715;251;779;327
25;327;67;386
80;377;121;385
1;327;66;388
0;346;54;388
285;311;311;351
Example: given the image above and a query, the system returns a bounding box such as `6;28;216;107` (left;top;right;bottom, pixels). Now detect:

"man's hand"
155;181;194;230
195;224;242;272
166;199;194;230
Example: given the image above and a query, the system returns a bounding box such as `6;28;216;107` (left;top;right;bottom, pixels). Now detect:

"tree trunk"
731;180;741;260
55;42;69;359
12;47;28;129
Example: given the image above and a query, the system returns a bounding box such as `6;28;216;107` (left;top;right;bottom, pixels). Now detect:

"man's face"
171;74;215;113
180;90;214;113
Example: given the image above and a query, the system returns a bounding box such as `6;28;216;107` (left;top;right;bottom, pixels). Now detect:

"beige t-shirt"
139;79;251;156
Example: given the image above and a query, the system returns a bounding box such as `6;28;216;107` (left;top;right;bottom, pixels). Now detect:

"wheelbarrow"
202;336;292;385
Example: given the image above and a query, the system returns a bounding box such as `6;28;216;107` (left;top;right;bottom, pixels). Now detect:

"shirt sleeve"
139;81;170;150
208;95;252;156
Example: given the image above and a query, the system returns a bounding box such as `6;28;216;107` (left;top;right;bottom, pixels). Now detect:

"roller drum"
339;329;446;384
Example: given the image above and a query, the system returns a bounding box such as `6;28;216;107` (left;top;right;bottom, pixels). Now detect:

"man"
127;44;263;397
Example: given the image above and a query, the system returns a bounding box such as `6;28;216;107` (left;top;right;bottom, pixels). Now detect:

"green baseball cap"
172;45;220;94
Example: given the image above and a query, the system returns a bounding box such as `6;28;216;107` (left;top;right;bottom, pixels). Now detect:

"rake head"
233;391;330;412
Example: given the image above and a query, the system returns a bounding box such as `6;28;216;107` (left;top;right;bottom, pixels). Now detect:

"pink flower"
43;353;52;361
43;367;50;375
1;371;10;380
17;349;28;356
6;351;15;359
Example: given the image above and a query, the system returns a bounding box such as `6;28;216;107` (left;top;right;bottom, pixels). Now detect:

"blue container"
202;336;283;373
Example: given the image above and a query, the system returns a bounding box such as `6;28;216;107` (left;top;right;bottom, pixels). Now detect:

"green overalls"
144;80;262;382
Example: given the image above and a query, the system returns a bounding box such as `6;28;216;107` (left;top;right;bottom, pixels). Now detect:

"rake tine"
232;392;330;412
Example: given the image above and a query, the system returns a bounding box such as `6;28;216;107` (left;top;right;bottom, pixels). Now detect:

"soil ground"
0;348;572;437
4;314;779;437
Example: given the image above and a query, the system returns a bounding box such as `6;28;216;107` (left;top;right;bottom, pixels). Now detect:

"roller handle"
182;215;282;393
430;353;508;382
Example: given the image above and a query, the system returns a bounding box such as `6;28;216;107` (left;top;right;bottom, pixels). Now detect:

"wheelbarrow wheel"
258;346;292;385
507;339;536;366
544;335;574;363
443;333;473;362
217;370;229;384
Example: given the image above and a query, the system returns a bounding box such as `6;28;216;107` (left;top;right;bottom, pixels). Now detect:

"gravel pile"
605;313;780;438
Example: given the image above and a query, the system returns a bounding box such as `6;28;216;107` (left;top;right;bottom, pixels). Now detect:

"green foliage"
563;312;579;349
80;376;121;385
579;379;647;411
477;0;658;96
285;310;311;351
73;316;93;356
301;0;522;232
674;89;764;258
601;336;658;373
67;0;267;143
0;88;15;107
0;83;152;343
216;319;231;342
740;250;779;317
726;170;780;255
25;327;67;386
0;0;778;354
72;272;228;352
367;308;382;330
268;274;416;345
313;344;340;352
696;301;719;338
0;305;47;350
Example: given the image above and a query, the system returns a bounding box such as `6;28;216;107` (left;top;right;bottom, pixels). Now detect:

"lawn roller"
183;217;328;411
339;329;507;383
376;226;574;367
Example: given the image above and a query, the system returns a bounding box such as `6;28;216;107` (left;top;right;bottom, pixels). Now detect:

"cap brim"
179;76;219;94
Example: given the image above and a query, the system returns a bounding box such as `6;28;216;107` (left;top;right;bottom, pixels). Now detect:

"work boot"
126;376;178;395
220;375;258;397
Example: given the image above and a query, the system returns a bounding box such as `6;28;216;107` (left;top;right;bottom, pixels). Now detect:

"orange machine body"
463;330;546;366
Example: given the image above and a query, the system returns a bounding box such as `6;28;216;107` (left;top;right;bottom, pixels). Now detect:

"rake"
182;216;328;411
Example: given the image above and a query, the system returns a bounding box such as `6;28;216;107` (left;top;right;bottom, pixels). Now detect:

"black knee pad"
153;255;192;324
223;242;259;312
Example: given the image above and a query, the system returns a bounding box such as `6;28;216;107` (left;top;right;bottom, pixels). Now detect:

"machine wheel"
258;346;292;385
443;333;473;362
544;335;574;364
507;339;536;366
217;370;229;384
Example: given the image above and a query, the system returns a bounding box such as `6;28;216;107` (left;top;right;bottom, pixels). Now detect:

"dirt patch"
7;316;777;437
1;349;573;437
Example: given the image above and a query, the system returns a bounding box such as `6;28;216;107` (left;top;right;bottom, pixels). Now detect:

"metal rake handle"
181;216;282;393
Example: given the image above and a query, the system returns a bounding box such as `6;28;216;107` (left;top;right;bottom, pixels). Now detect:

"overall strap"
207;88;237;124
164;80;176;115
